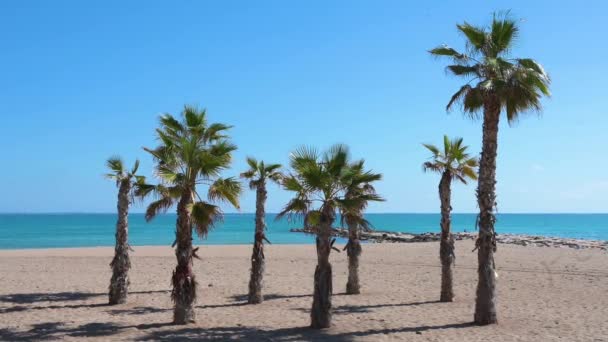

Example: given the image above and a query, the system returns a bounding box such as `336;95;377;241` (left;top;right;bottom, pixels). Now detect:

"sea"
0;213;606;249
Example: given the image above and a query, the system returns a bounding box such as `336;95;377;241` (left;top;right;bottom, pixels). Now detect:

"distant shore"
290;227;608;250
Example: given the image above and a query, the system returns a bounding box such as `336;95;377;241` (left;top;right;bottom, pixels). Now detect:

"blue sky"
0;1;606;213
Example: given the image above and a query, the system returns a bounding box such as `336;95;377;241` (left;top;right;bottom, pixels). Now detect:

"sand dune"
0;242;607;341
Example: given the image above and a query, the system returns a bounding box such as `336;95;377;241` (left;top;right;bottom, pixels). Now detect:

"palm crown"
429;13;550;122
105;156;145;189
422;135;478;184
138;105;242;238
277;144;383;227
240;157;283;190
341;160;383;231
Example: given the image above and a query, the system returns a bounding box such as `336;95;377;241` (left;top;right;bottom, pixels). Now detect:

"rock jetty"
289;227;607;250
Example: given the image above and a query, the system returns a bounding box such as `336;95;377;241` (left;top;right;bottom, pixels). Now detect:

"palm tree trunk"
311;205;334;329
109;180;131;305
474;98;500;325
439;171;454;302
248;184;267;304
172;190;196;324
345;218;362;295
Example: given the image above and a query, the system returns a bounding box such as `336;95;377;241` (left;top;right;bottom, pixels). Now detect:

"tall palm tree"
240;157;283;304
138;105;242;324
104;156;145;305
341;160;383;295
430;13;550;324
278;144;382;329
422;135;478;302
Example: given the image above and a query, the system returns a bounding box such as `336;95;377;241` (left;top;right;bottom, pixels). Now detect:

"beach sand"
0;242;606;341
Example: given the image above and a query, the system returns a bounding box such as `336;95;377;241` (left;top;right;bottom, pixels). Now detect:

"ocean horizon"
0;213;606;249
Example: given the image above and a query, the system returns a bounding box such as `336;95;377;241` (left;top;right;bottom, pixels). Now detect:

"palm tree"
430;13;550;324
240;157;283;304
138;105;242;324
422;135;478;302
104;156;145;305
278;145;382;329
341;160;383;295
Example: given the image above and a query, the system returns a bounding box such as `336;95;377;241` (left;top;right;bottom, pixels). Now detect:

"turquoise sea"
0;213;606;249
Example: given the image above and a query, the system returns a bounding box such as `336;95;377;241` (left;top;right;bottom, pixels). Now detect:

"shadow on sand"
0;321;475;341
0;290;170;314
230;293;313;303
290;300;441;315
136;322;476;341
0;291;472;341
0;290;170;305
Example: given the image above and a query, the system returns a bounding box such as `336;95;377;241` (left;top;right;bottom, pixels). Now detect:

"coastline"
0;229;606;252
2;213;607;249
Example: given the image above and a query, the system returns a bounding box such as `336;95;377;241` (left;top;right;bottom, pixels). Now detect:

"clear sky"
1;1;606;214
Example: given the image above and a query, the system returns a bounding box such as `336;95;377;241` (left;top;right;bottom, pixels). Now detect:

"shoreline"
1;229;607;252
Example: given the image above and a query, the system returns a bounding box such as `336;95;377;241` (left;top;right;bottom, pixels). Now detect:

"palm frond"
133;181;153;198
429;45;468;61
457;22;486;51
276;197;310;222
517;58;547;76
204;123;232;142
245;156;259;171
454;173;468;184
106;156;124;175
240;169;257;180
290;145;319;171
282;175;305;193
422;143;440;157
501;65;550;123
336;194;384;213
341;214;374;233
490;13;518;55
190;201;223;238
465;158;479;167
305;210;322;227
130;159;140;175
207;177;242;209
446;65;479;78
145;196;174;221
446;85;473;112
104;173;118;180
159;114;184;134
461;166;478;181
443;135;450;156
267;171;284;185
264;163;282;173
183;105;205;128
156;164;181;184
462;86;484;117
353;170;382;184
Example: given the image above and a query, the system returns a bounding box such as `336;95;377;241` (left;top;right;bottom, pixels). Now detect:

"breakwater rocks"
289;227;607;250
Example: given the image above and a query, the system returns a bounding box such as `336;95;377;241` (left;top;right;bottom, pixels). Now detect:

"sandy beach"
0;242;607;341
